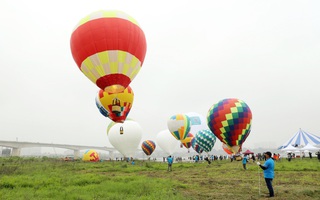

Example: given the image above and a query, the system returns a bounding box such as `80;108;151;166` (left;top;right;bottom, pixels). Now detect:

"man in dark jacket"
316;151;320;161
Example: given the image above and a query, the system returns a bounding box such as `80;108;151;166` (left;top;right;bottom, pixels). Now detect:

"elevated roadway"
0;140;116;159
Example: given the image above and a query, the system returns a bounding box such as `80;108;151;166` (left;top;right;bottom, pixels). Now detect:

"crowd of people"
162;154;232;164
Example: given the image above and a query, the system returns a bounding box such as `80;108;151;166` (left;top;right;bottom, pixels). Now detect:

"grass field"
0;157;319;200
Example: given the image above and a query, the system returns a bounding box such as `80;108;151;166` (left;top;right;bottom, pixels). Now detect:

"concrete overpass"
0;140;117;159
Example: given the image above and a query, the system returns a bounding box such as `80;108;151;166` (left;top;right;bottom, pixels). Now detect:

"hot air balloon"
167;114;191;141
141;140;156;156
181;133;194;149
82;149;100;162
185;112;208;136
98;86;134;123
95;93;109;118
191;137;204;154
195;129;216;153
207;98;252;154
70;10;147;93
156;130;179;155
222;143;233;155
108;119;142;158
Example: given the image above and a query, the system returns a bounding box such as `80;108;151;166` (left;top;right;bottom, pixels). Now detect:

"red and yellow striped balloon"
70;10;147;93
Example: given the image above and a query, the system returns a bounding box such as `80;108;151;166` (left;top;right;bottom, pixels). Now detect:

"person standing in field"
316;151;320;161
167;155;173;172
257;151;275;198
195;155;199;163
252;154;256;162
204;156;211;165
287;153;292;162
242;155;248;170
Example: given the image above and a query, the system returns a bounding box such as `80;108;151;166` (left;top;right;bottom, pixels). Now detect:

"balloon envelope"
181;133;194;149
82;149;100;162
141;140;156;156
185;112;208;136
207;98;252;153
191;137;204;154
70;10;147;93
156;130;179;155
167;114;191;140
108;120;142;157
98;86;134;123
195;129;216;153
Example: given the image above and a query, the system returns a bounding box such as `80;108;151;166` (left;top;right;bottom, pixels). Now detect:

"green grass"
0;157;319;199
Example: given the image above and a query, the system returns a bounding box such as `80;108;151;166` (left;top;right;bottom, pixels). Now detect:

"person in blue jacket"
167;155;174;172
257;151;275;198
242;155;248;170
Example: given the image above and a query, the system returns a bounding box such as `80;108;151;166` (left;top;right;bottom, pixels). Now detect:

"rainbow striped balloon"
141;140;156;156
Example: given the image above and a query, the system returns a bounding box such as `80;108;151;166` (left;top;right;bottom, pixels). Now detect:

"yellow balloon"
98;86;134;123
82;150;100;162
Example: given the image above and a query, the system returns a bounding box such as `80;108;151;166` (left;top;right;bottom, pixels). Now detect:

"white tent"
280;145;299;152
278;128;320;149
300;143;320;152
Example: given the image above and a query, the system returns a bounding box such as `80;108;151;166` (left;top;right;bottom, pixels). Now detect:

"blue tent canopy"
278;128;320;150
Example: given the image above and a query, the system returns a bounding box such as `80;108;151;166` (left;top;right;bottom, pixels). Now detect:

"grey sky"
1;1;319;151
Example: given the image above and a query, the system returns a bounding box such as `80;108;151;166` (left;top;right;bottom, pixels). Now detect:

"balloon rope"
258;164;261;196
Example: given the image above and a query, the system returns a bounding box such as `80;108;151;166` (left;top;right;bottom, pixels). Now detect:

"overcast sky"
1;0;320;152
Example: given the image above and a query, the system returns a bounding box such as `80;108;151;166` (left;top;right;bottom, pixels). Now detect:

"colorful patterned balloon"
98;86;134;123
82;149;100;162
141;140;156;156
181;133;194;149
70;10;147;93
195;129;216;153
207;98;252;153
191;137;204;154
167;114;191;140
